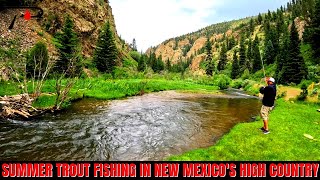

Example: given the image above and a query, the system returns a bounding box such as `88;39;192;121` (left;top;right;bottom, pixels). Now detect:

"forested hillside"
146;0;319;85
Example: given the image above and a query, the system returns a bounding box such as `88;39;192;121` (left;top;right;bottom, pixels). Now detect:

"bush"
123;57;138;68
307;65;320;82
214;74;232;90
241;69;250;80
113;67;133;79
311;88;318;97
26;42;49;79
297;83;308;101
129;51;141;62
298;80;313;89
231;79;244;89
277;91;287;99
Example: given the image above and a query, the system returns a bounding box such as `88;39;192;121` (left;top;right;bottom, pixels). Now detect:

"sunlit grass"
0;78;219;108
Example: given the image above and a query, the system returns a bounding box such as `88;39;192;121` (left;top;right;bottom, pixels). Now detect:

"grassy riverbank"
0;78;220;109
167;99;320;161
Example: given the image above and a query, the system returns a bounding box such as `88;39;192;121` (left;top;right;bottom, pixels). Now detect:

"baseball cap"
268;77;275;83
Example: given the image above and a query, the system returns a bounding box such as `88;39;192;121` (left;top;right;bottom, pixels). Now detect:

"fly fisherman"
259;77;277;134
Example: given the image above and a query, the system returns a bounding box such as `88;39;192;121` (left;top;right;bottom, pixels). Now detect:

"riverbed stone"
0;101;7;110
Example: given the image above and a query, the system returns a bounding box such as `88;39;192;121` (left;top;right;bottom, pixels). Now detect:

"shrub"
297;83;308;101
123;57;138;68
214;74;232;90
231;79;244;89
311;88;318;97
26;42;49;79
129;51;141;62
277;91;287;99
241;69;250;80
299;80;313;89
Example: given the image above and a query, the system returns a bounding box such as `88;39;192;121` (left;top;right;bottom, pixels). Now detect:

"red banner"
1;162;319;178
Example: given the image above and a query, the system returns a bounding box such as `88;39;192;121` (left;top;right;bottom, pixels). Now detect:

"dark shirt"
260;84;277;107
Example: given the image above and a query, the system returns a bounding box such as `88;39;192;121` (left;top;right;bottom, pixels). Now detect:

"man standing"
259;77;277;134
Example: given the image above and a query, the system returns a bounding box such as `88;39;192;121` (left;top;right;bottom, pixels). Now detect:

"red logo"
24;9;31;20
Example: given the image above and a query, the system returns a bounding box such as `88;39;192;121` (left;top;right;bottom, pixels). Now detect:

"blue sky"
110;0;289;52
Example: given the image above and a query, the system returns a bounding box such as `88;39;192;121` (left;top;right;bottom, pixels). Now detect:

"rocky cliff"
0;0;127;58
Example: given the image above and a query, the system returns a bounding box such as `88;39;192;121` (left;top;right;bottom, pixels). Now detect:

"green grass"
0;78;219;108
167;100;320;161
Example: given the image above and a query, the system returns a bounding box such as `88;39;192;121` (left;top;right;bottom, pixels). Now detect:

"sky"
109;0;289;52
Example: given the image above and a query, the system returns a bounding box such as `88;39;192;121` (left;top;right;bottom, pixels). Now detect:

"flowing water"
0;90;261;161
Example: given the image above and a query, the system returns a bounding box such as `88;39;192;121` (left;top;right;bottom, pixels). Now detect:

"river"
0;90;261;161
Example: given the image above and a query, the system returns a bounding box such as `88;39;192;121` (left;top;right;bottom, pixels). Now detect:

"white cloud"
109;0;223;52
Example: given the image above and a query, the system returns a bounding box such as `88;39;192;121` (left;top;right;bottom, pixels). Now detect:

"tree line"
204;0;319;85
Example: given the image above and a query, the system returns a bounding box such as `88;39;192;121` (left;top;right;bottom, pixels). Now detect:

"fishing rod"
1;6;44;29
261;57;266;79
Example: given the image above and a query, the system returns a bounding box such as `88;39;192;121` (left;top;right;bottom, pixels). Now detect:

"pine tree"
276;30;290;84
282;22;308;84
137;54;146;72
93;21;118;73
252;36;262;73
267;10;272;20
228;36;236;50
258;13;263;25
218;43;227;71
239;36;247;71
246;38;253;71
287;2;293;12
276;11;286;38
272;11;278;21
152;55;164;73
309;0;320;64
205;38;214;76
249;18;255;34
263;40;275;65
131;38;137;51
231;51;240;79
166;58;171;71
53;15;81;76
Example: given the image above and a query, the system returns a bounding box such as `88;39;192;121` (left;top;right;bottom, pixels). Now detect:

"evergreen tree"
218;43;227;71
148;52;157;68
131;38;137;51
137;54;146;72
287;2;293;12
53;15;81;76
276;30;290;84
252;36;262;73
249;18;255;34
282;22;308;84
264;21;279;56
246;38;253;71
263;40;275;65
272;11;278;21
205;38;214;76
93;21;118;73
276;11;286;38
267;10;272;20
309;0;320;64
228;36;236;50
166;58;171;71
239;36;247;71
258;13;263;25
152;55;164;73
231;51;240;79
